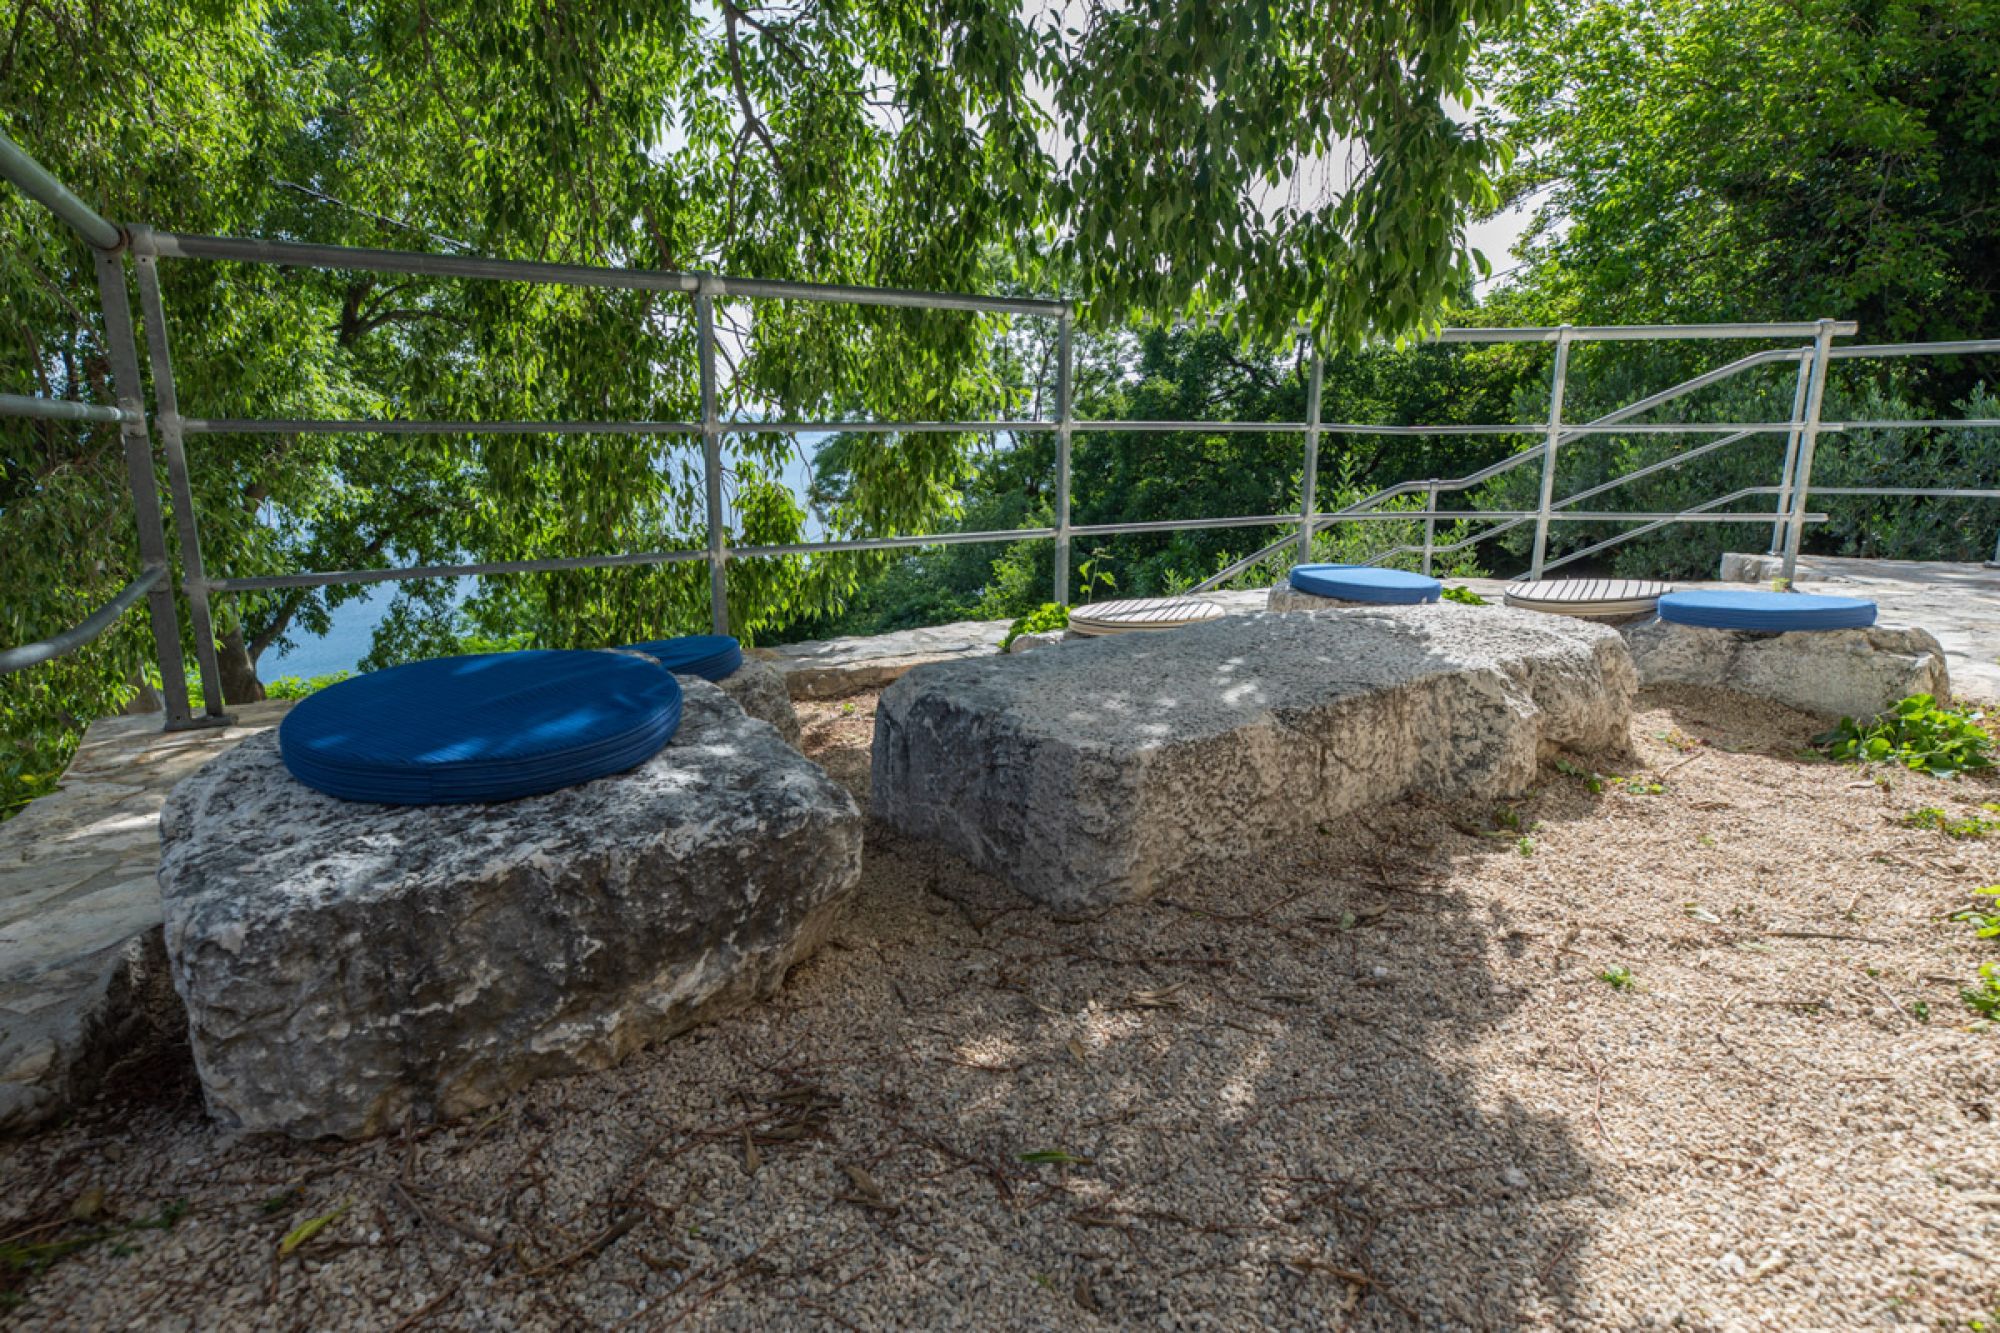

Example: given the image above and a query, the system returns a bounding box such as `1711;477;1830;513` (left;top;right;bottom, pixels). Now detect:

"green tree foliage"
1487;0;2000;349
1465;0;2000;576
2;0;1518;810
804;326;1527;635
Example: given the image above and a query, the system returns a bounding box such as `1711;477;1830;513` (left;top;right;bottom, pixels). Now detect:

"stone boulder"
1267;581;1347;613
714;656;802;748
872;606;1635;910
1620;617;1949;719
1006;630;1066;655
157;681;863;1139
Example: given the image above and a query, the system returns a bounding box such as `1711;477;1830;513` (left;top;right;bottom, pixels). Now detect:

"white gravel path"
1;687;1995;1330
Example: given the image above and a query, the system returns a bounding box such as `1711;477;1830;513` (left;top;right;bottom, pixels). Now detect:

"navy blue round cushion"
620;634;742;681
1290;564;1442;605
279;650;683;805
1657;590;1877;632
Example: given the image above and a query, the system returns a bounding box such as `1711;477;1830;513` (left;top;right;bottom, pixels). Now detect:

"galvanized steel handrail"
0;565;165;675
0;132;122;250
133;227;1068;316
4;122;1996;732
0;391;135;425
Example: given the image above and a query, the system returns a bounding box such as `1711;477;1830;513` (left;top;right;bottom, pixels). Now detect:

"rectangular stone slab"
871;606;1635;909
158;681;862;1140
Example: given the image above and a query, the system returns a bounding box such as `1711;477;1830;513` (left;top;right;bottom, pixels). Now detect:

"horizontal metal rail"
176;414;1824;440
0;392;135;425
133;228;1066;316
183;417;1062;436
1834;419;2000;431
0;566;165;674
205;527;1065;593
1433;321;1857;343
1807;486;2000;499
184;417;704;437
1828;339;2000;360
728;420;1048;435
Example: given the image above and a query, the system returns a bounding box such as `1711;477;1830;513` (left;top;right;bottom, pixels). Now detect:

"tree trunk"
216;627;266;704
121;673;162;715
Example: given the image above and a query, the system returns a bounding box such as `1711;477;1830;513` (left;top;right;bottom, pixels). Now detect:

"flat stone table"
158;681;863;1139
872;605;1636;909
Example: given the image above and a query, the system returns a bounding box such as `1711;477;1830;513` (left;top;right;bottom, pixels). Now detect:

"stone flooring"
0;702;289;1131
2;556;1994;1132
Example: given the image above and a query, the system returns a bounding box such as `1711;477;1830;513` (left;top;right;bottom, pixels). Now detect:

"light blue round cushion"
620;634;743;681
1657;590;1877;632
279;650;683;805
1290;564;1442;605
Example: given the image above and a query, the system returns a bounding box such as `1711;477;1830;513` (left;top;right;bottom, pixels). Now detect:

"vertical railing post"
130;230;229;723
1052;310;1074;605
1296;347;1324;567
1768;349;1812;555
1422;479;1440;576
1528;325;1573;580
695;281;729;635
1780;318;1838;585
91;247;196;728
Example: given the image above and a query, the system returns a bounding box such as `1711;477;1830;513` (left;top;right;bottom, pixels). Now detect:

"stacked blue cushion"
1657;590;1877;632
1289;564;1442;605
620;634;743;681
279;650;684;804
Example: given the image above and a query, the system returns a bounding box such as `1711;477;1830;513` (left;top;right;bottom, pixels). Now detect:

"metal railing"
4;127;1997;734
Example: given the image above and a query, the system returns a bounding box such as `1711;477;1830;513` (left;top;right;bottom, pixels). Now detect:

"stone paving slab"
1;702;291;1133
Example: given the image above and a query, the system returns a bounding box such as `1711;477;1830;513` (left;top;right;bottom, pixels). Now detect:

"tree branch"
723;7;787;175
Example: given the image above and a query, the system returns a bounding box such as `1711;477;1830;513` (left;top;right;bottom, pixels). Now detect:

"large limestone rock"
1267;581;1348;612
1620;618;1949;719
157;681;863;1139
872;606;1635;909
767;619;1011;698
713;656;802;748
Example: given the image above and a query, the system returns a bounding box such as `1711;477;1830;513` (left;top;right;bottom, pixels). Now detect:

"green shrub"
1815;694;1994;778
263;672;352;700
1902;806;2000;839
1964;962;2000;1023
1951;887;2000;940
1000;603;1069;652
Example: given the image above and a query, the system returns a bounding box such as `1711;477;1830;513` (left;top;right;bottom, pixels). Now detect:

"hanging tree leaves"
1;0;1517;772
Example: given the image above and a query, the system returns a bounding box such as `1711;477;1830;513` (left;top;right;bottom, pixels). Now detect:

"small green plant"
1815;694;1995;778
1075;547;1117;604
1000;602;1069;652
1950;887;2000;939
1515;835;1535;856
263;672;352;700
1599;965;1634;991
1441;585;1486;605
1902;807;2000;839
1964;962;2000;1023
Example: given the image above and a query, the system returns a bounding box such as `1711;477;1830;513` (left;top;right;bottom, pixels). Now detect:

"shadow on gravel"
805;716;1617;1329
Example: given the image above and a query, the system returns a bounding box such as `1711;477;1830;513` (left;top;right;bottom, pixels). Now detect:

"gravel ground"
3;686;1997;1330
